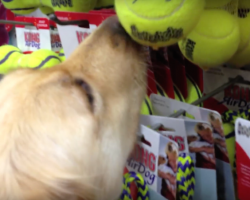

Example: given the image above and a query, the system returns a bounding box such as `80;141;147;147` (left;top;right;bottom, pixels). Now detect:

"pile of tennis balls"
1;0;114;15
115;0;250;69
0;45;64;74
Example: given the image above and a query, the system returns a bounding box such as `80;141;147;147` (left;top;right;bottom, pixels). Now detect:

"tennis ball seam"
125;0;186;20
0;50;21;65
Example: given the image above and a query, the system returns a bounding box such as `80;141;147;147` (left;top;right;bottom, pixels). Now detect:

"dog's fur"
0;16;146;200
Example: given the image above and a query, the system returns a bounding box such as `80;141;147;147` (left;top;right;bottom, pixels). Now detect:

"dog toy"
185;75;203;107
19;49;61;69
58;49;66;61
177;153;195;200
220;109;250;171
0;45;23;74
174;85;185;102
39;6;54;15
239;0;250;8
119;171;149;200
178;9;240;69
40;0;97;13
95;0;114;9
0;3;9;46
229;10;250;67
115;0;205;49
205;0;231;8
141;96;153;115
1;0;39;14
222;122;235;170
156;83;186;103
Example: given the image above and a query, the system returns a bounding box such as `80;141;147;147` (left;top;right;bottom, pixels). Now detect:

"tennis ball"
1;0;39;14
178;9;240;69
40;0;98;12
95;0;114;8
239;0;250;8
229;12;250;67
19;50;61;69
115;0;205;49
39;6;54;14
205;0;231;8
156;83;195;119
223;122;235;169
173;85;185;102
185;75;203;107
0;45;23;74
58;49;66;62
157;83;185;102
141;96;153;115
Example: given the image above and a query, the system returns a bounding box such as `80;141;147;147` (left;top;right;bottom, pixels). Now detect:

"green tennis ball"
1;0;39;14
39;6;54;14
40;0;98;12
185;75;203;107
157;83;186;102
17;54;31;68
178;9;240;69
58;49;66;62
223;122;235;170
205;0;231;8
0;45;23;74
141;96;153;115
229;12;250;67
20;50;61;69
239;0;250;8
95;0;114;8
156;83;168;97
115;0;205;49
174;85;185;103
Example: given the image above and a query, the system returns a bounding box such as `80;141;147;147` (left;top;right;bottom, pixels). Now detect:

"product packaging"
15;16;51;53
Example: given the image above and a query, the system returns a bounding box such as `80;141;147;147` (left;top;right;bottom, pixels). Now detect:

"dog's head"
0;16;146;200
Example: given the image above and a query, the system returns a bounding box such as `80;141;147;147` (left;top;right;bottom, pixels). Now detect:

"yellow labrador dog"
0;16;146;200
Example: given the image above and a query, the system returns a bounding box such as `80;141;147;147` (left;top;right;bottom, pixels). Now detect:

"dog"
0;16;146;200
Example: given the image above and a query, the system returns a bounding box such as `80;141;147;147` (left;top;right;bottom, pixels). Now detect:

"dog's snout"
103;16;131;39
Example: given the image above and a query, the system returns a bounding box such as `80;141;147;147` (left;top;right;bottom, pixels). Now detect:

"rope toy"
221;109;250;171
222;109;250;124
177;153;195;200
119;171;149;200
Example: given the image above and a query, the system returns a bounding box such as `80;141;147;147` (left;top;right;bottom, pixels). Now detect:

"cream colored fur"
0;16;146;200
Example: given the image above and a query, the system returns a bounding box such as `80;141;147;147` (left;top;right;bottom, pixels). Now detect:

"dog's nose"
103;15;131;39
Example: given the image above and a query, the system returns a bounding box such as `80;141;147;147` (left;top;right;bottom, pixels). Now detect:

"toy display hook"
169;75;244;118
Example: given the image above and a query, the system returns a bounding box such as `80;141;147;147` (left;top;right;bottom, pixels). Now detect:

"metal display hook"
48;13;89;26
169;75;244;118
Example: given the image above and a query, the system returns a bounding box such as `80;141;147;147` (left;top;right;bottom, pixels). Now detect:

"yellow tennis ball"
40;0;97;12
185;75;203;107
95;0;114;8
0;45;23;74
141;96;153;115
205;0;231;8
157;83;186;102
239;0;250;8
17;54;31;68
173;85;185;103
39;6;54;14
1;0;39;14
20;50;61;69
58;49;66;62
222;122;235;170
229;12;250;67
178;9;240;69
115;0;205;49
